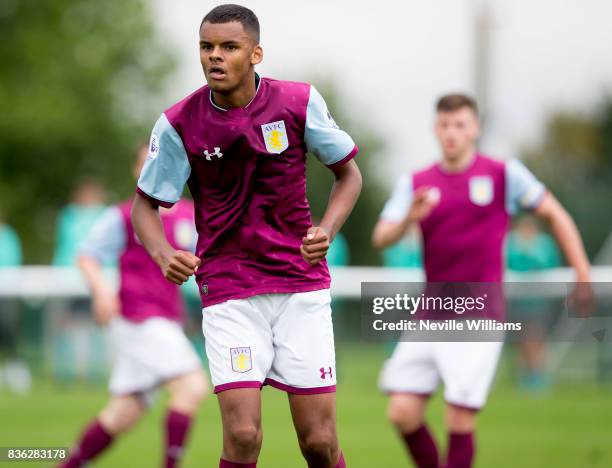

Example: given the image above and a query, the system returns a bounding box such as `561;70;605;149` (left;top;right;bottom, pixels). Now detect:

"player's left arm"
507;158;593;311
301;86;362;265
533;193;591;282
533;193;595;313
506;159;591;281
302;160;362;265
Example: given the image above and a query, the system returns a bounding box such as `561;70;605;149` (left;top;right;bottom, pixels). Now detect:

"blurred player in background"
0;210;31;394
381;227;422;269
59;145;208;468
507;215;562;392
131;5;362;467
0;210;22;267
51;178;109;373
53;178;107;267
372;94;591;468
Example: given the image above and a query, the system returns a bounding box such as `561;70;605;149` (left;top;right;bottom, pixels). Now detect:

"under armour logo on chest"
203;147;223;161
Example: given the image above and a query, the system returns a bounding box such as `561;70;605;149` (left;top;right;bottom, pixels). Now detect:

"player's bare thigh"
164;369;209;415
288;392;340;467
387;393;429;433
217;388;263;463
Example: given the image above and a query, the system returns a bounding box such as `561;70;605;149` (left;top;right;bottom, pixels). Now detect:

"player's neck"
440;148;476;173
211;72;258;109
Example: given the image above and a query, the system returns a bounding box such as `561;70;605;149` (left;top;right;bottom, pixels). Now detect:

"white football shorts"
108;316;203;405
379;340;503;410
202;289;337;394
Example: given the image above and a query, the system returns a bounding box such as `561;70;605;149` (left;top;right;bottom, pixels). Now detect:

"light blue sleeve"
505;159;546;215
305;86;357;166
380;174;413;222
79;207;126;264
137;113;191;206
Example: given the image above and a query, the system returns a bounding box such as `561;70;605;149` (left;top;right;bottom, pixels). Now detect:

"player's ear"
251;44;263;66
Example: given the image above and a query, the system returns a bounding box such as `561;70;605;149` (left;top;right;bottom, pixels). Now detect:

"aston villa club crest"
230;347;252;373
469;176;494;206
261;120;289;154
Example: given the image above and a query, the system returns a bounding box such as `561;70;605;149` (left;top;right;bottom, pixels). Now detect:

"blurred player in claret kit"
131;4;362;468
372;94;592;468
59;146;208;468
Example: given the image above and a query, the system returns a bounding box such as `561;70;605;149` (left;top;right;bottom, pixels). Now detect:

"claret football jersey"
380;154;546;282
137;75;358;307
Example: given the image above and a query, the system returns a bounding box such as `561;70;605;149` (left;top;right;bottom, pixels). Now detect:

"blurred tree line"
0;0;389;265
306;81;387;266
523;99;612;258
6;0;608;267
0;0;174;262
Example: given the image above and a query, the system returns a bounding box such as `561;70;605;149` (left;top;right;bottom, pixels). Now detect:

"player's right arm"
372;174;437;249
132;196;200;284
131;114;200;285
78;207;124;326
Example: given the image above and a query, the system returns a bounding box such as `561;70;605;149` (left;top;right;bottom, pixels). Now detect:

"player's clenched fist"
406;186;440;223
568;282;596;318
300;226;330;265
160;250;201;285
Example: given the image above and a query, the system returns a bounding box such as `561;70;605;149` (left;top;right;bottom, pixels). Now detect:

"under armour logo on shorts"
320;366;333;380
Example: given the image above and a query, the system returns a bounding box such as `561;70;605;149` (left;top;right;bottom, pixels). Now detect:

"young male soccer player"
131;5;362;468
372;94;592;468
60;146;208;468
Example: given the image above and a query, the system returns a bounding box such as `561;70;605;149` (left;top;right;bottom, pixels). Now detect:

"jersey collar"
209;73;261;112
437;152;480;176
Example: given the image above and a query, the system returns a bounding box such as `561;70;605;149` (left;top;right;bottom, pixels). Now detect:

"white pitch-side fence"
1;266;611;299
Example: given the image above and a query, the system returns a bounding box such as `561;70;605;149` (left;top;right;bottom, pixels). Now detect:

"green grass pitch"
1;344;611;467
